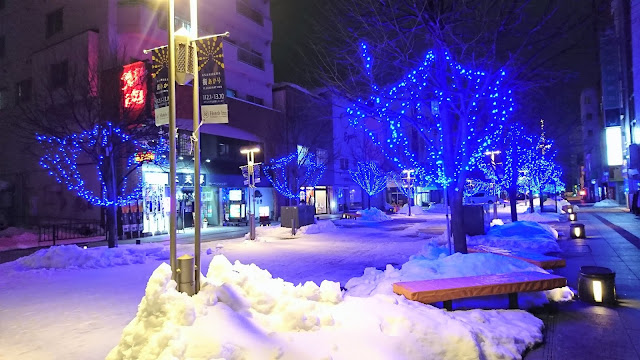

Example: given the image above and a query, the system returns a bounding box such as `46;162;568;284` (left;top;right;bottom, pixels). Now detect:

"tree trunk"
368;193;371;209
508;187;518;222
104;155;118;248
529;193;534;213
450;187;467;254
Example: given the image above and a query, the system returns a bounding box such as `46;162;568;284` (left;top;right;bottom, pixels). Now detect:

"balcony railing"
236;0;264;26
237;47;264;70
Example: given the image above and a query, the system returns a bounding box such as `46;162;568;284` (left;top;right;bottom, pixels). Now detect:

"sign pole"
190;0;201;294
167;0;178;281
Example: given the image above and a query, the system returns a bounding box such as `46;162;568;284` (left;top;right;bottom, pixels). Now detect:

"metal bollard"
176;254;195;296
250;215;256;240
291;219;296;236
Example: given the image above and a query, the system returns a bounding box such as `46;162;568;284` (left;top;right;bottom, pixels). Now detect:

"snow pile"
108;255;548;360
518;211;560;223
397;204;427;215
357;207;392;221
593;199;620;208
15;244;167;269
425;203;450;213
468;221;561;254
0;227;39;251
347;249;572;307
301;220;339;234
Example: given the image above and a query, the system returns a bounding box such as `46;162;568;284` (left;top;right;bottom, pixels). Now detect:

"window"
246;94;263;106
236;0;263;26
0;36;4;58
0;88;8;109
586;113;593;121
0;0;5;10
50;60;68;88
584;96;591;105
340;158;349;170
16;79;32;104
46;8;64;38
588;130;593;137
218;143;229;156
317;149;328;165
226;88;237;98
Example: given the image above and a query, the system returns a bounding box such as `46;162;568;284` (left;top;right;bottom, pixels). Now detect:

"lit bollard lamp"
578;266;616;304
569;212;578;221
570;223;586;239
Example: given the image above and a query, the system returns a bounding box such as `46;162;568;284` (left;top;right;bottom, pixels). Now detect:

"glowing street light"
241;147;261;240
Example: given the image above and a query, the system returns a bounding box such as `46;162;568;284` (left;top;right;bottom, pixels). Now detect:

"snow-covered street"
0;207;573;360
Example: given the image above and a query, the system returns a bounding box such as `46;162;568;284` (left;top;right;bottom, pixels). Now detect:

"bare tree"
9;54;165;248
305;0;601;253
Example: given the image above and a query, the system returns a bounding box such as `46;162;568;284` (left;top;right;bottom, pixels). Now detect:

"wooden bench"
393;271;566;311
468;247;566;269
342;212;362;219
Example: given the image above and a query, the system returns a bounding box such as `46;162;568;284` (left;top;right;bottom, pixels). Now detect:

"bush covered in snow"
468;221;561;254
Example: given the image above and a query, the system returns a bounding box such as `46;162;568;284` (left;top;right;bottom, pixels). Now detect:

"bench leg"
508;293;518;309
443;300;453;311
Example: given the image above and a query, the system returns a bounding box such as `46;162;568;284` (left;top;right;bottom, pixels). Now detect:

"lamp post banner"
196;36;229;124
151;46;170;126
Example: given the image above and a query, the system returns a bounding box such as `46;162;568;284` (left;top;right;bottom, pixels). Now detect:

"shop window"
178;132;191;156
46;8;64;38
50;60;68;88
15;78;32;104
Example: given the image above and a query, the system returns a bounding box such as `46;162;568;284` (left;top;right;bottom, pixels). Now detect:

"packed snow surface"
0;213;573;360
0;227;39;251
593;199;621;208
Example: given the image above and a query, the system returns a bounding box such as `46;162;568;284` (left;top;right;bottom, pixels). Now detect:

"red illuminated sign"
121;62;146;120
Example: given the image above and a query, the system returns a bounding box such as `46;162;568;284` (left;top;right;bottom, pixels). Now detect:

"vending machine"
226;189;246;225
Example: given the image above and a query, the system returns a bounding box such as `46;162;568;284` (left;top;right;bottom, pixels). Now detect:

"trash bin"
578;266;616;304
463;204;490;236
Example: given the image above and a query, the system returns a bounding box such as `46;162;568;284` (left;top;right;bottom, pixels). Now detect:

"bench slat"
393;271;566;305
468;247;566;269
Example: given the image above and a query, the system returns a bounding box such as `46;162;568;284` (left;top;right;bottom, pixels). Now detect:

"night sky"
271;0;605;187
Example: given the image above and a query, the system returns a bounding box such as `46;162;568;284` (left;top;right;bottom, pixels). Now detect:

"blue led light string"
349;161;389;196
263;151;327;199
345;43;514;191
37;123;169;207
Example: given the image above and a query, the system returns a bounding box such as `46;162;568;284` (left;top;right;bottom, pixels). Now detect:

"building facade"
0;0;279;230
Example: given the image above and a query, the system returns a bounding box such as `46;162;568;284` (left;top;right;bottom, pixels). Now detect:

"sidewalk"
525;210;640;359
0;224;252;264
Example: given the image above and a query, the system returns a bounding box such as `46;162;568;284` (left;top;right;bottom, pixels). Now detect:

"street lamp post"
167;0;178;282
241;147;260;240
402;169;415;216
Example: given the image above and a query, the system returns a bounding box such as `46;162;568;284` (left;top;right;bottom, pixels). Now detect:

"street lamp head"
240;147;260;154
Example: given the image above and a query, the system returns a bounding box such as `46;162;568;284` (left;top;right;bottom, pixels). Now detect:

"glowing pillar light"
569;213;577;221
570;223;586;239
605;126;623;166
592;280;603;303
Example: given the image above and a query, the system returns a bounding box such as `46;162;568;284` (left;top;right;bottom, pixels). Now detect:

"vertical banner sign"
151;47;170;126
196;36;229;124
